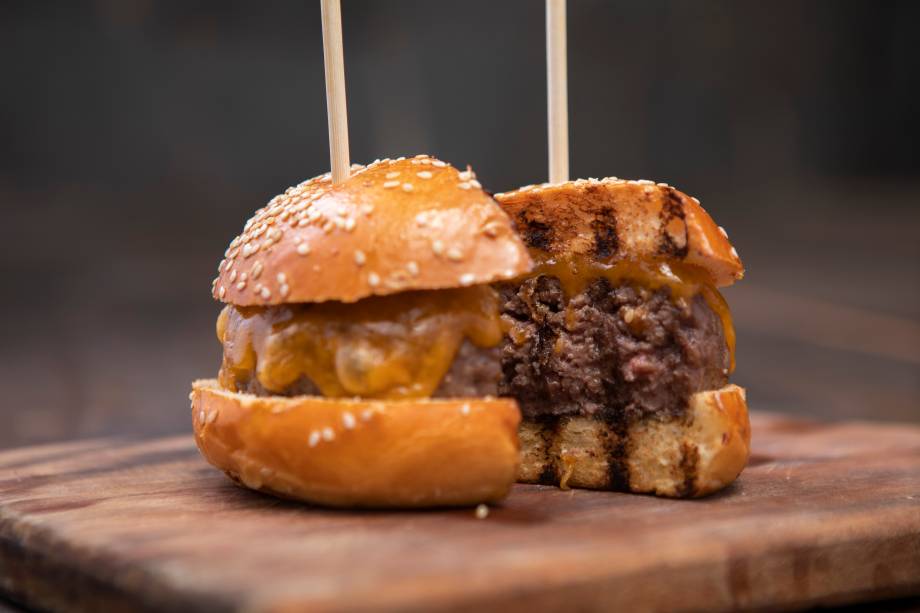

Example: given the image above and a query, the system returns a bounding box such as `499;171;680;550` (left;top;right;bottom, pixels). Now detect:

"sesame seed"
236;281;247;290
475;504;489;519
460;403;470;415
206;410;218;424
279;284;290;298
277;272;287;283
344;217;356;231
198;410;205;423
718;226;728;238
367;272;380;287
383;180;399;189
691;196;701;204
406;261;419;276
354;249;366;265
297;243;311;256
308;431;320;447
470;179;481;189
251;261;263;279
458;170;472;181
432;160;447;168
385;171;400;179
361;204;374;216
260;287;271;300
446;247;463;261
459;273;475;286
240;272;248;282
730;246;739;259
458;182;471;190
297;218;309;227
431;240;444;255
322;427;335;442
229;270;238;282
342;412;356;429
401;183;414;192
361;409;374;421
259;467;273;478
416;171;432;179
219;286;226;299
482;222;500;238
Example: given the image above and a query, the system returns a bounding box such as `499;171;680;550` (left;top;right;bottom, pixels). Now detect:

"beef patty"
498;276;729;422
228;275;729;422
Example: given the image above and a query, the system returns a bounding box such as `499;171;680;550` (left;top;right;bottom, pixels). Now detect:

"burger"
493;178;750;497
191;155;532;508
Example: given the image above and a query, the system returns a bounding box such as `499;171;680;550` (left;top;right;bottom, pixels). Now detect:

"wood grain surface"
1;412;919;613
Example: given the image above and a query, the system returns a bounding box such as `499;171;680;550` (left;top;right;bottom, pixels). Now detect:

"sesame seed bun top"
495;177;743;287
212;155;533;305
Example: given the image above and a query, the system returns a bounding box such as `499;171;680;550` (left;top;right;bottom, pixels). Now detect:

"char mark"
523;218;554;251
590;207;619;258
657;189;689;258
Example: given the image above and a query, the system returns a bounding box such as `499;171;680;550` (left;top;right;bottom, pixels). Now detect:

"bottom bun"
191;379;521;508
518;384;750;497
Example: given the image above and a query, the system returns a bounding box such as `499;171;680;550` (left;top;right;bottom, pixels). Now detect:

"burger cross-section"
191;155;749;507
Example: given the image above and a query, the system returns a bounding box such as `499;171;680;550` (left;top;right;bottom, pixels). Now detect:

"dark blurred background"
1;0;917;449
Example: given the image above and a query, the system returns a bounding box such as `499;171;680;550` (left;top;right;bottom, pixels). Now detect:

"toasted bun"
518;384;750;497
213;155;532;305
191;379;521;508
495;178;743;287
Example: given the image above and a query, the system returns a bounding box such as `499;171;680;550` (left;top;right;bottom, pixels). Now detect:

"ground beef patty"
236;340;501;398
498;276;729;422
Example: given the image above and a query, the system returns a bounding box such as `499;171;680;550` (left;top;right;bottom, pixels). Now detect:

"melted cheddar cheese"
217;285;503;399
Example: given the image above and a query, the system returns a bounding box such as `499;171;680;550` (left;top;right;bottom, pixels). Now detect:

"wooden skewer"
320;0;351;184
546;0;569;184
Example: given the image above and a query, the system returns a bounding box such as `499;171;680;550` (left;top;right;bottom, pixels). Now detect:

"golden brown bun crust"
213;155;532;305
518;384;750;497
191;379;521;508
495;178;743;287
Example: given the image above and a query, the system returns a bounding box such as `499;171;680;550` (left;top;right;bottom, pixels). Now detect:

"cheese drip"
216;286;503;399
527;253;736;372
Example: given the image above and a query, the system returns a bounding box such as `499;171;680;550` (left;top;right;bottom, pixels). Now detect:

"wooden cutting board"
1;412;918;613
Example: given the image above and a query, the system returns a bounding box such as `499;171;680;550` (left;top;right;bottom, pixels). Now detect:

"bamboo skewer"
320;0;351;184
546;0;569;184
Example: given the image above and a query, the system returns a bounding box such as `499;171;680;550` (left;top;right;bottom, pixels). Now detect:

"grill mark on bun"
536;415;562;485
522;218;554;251
657;189;689;259
590;207;619;259
677;442;700;497
603;417;630;491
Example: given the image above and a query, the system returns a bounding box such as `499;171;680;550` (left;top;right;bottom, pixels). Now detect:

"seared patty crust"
497;276;729;422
